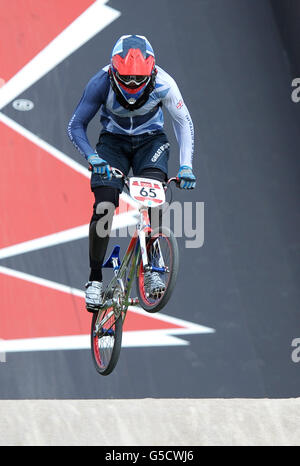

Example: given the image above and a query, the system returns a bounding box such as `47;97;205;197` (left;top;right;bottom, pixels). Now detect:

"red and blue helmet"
109;35;157;110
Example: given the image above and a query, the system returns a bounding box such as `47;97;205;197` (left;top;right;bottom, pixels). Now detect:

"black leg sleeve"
89;186;120;281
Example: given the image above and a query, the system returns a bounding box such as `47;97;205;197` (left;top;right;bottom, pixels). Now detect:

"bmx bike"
91;168;179;375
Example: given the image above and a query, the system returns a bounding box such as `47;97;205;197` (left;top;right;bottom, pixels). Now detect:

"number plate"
129;177;166;207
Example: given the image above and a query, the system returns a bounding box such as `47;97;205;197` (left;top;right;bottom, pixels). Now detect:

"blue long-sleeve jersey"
68;65;194;167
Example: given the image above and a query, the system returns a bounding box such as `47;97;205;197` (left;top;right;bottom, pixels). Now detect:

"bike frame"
94;171;177;332
94;206;153;332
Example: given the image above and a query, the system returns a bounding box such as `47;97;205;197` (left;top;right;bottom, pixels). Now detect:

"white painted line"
0;336;90;353
0;331;190;353
0;113;139;260
0;225;89;259
0;263;213;333
0;265;84;297
0;0;121;110
0;210;138;259
122;331;190;347
0;265;215;353
130;305;215;334
0;111;139;206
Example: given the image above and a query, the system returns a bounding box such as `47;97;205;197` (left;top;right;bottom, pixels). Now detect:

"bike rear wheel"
91;307;123;376
136;226;179;313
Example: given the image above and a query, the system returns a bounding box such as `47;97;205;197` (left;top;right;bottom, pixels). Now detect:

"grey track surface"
1;399;299;446
0;0;299;404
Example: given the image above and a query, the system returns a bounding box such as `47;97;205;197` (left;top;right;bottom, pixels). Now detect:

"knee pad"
91;186;119;223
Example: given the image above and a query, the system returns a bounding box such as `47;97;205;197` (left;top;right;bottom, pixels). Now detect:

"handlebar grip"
167;177;180;188
88;165;125;180
111;168;124;179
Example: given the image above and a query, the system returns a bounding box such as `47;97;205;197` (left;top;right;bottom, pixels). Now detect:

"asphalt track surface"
0;0;299;446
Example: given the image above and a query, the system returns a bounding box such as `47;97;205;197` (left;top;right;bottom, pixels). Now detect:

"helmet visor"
116;72;149;88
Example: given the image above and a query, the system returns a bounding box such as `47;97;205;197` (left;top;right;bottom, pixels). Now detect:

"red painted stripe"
0;0;95;83
0;273;184;340
123;311;182;332
0;122;92;248
0;122;133;248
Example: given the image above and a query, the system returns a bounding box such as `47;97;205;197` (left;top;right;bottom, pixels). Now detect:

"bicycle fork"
137;207;167;273
138;207;152;270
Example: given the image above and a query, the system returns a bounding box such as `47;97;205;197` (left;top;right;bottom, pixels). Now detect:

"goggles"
116;72;149;88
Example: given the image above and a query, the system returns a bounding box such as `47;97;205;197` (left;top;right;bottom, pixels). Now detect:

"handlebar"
112;168;181;189
167;177;181;188
89;166;180;188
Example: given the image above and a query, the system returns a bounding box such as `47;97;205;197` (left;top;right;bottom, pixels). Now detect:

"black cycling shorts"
90;130;170;192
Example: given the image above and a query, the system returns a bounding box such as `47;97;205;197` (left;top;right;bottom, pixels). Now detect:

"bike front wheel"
91;307;123;376
136;226;179;313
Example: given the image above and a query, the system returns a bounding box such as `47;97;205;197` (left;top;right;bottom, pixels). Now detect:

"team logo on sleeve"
176;99;183;109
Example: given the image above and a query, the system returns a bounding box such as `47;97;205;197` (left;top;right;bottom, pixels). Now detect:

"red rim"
93;332;102;368
92;307;114;371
